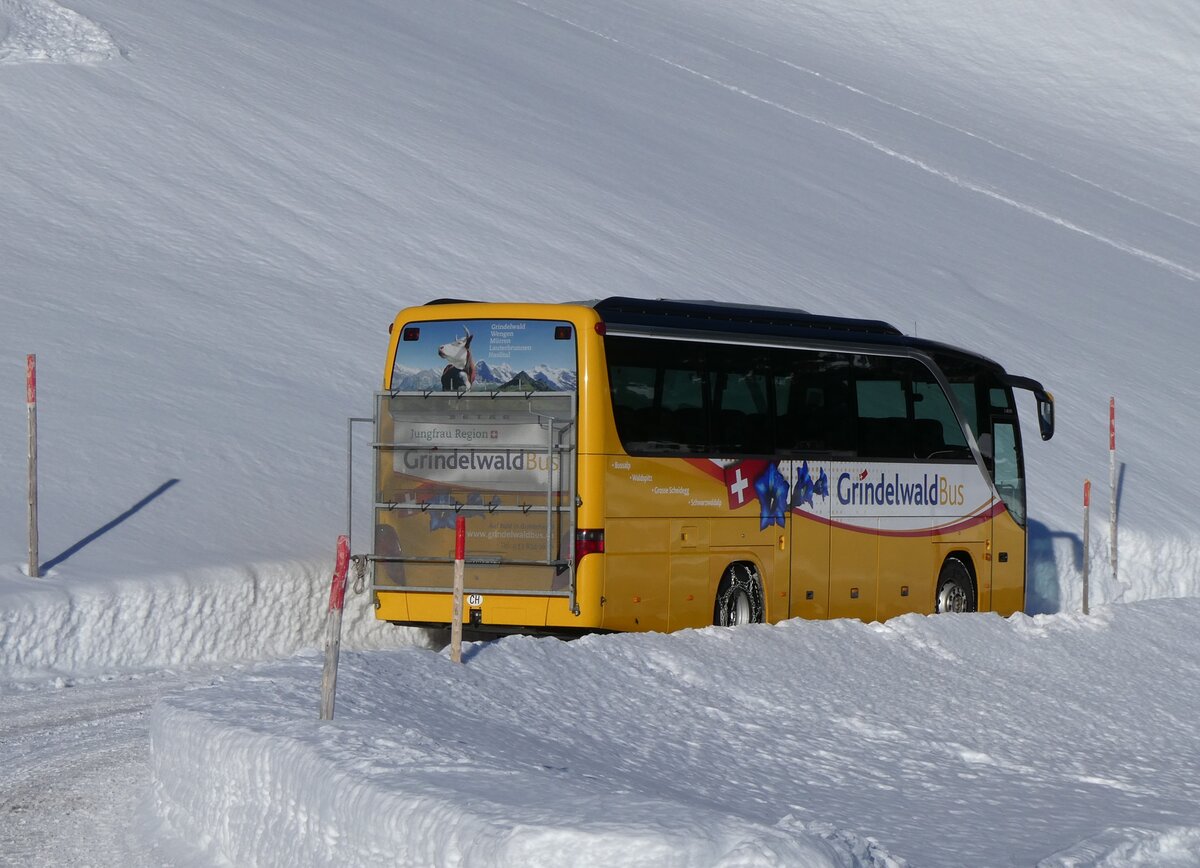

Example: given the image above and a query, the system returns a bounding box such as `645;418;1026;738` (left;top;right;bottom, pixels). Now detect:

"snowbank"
1029;527;1200;615
0;560;424;681
151;601;1200;866
6;520;1196;681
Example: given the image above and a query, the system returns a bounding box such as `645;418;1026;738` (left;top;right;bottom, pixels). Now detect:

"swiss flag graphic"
723;460;769;510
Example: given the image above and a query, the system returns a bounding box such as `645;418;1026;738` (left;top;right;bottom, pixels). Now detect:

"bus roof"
589;296;1006;373
591;296;902;337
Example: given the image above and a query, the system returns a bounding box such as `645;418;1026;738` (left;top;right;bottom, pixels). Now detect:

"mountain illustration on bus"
391;320;577;392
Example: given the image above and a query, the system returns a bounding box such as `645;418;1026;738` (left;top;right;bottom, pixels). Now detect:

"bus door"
987;413;1027;615
774;354;842;620
787;458;832;619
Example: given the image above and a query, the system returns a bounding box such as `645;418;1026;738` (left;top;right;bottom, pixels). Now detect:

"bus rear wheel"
714;564;765;626
935;558;977;613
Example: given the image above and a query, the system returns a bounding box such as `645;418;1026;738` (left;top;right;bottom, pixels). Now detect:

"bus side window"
950;382;980;446
912;375;969;459
776;349;852;454
932;352;998;460
823;358;855;454
609;364;657;447
660;367;707;452
606;336;711;453
854;360;912;459
711;362;771;454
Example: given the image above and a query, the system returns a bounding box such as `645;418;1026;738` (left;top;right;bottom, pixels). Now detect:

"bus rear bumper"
375;586;602;633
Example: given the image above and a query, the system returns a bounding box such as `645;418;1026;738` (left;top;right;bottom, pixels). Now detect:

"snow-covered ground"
2;0;1198;864
153;602;1200;867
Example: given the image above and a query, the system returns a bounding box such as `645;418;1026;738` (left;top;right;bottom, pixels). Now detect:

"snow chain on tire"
715;563;765;626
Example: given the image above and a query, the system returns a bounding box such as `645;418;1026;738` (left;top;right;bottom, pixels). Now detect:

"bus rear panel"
373;307;601;632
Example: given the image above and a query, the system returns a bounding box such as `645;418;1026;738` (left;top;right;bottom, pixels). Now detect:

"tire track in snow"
513;0;1200;284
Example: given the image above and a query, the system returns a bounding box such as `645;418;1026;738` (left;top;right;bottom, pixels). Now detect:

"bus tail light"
575;529;605;562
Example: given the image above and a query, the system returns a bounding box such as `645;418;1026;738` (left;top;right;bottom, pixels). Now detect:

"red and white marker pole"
1082;480;1091;616
319;535;351;720
450;516;466;664
26;355;39;579
1109;397;1118;579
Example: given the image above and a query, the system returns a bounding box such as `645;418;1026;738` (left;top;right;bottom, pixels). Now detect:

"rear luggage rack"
368;390;579;612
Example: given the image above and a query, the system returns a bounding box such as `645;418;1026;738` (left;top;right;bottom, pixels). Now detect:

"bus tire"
935;557;977;613
714;563;765;626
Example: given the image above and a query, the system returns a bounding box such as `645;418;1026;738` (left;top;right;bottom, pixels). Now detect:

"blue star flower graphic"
792;460;816;509
755;463;791;530
792;461;830;510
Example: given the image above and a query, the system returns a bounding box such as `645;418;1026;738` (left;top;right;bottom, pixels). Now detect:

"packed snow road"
0;561;425;867
0;670;220;867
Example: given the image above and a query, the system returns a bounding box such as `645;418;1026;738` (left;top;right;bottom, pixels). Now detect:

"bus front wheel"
935;558;977;613
714;564;765;626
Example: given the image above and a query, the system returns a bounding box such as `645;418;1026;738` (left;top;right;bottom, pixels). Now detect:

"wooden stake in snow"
1082;479;1091;616
1109;397;1118;579
26;355;39;579
319;535;351;720
450;516;466;664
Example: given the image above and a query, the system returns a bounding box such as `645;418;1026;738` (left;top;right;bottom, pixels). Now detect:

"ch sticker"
467;594;483;607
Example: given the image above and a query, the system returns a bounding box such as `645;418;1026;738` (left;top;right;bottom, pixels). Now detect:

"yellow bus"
370;297;1054;633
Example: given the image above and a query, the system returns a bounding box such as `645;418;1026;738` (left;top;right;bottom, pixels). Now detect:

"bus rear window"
390;319;577;393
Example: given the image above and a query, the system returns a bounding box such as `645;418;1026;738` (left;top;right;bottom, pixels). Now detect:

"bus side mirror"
1002;375;1054;442
1037;393;1054;441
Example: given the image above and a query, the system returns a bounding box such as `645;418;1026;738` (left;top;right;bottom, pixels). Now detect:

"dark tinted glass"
606;336;969;461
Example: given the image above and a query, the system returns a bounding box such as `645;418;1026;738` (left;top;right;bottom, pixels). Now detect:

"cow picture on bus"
368;297;1054;634
437;326;476;391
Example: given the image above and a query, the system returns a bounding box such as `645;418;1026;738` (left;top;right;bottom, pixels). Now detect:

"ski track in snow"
0;0;119;64
513;0;1200;284
715;34;1200;235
